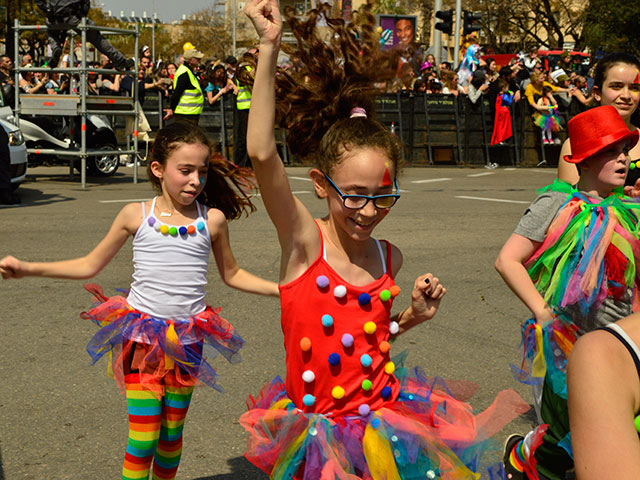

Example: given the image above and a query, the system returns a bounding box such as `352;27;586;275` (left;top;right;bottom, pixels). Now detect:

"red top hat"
564;105;639;164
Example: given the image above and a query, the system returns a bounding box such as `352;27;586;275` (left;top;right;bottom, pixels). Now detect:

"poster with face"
378;15;417;49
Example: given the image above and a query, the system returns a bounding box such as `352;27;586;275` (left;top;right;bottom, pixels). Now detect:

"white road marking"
467;172;495;177
455;195;529;204
288;176;312;182
411;178;452;184
504;168;516;171
99;198;151;203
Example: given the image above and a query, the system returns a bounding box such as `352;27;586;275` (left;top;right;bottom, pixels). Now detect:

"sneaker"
553;138;561;145
503;434;528;480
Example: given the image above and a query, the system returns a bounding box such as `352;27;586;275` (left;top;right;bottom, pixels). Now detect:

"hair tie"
350;107;367;118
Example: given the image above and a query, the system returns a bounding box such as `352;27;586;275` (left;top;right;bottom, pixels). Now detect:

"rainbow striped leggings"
121;341;196;480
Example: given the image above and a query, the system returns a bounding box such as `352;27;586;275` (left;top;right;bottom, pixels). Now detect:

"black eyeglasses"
324;174;400;210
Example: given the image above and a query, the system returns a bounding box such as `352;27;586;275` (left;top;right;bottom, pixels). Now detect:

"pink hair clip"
350;107;367;118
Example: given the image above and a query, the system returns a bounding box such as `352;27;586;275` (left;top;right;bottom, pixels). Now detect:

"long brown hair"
148;122;255;219
239;3;401;172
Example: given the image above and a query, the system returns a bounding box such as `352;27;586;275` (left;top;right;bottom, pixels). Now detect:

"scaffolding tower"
13;17;141;188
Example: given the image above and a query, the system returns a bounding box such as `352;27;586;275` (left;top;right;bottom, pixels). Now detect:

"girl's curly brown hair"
239;3;402;174
148;122;256;220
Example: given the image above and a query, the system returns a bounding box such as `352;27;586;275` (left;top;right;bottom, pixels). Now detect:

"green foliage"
582;0;640;58
373;0;408;15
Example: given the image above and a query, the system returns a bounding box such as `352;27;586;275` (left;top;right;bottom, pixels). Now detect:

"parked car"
0;108;27;190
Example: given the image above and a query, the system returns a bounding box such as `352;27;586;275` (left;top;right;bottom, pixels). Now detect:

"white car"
0;109;27;189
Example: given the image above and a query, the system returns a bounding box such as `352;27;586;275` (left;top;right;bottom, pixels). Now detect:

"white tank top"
127;197;212;320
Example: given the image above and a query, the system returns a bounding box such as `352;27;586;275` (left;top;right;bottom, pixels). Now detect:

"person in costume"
491;79;515;146
567;311;640;479
557;52;640;191
532;86;561;145
0;122;279;480
496;105;640;480
240;1;529;479
457;43;482;91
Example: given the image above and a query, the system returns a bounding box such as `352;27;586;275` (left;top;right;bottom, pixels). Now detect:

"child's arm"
209;208;279;297
535;96;549;112
568;324;640;479
385;244;446;336
244;0;320;279
0;203;138;280
495;233;553;324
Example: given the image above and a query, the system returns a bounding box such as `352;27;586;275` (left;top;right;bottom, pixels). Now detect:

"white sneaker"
553;138;561;145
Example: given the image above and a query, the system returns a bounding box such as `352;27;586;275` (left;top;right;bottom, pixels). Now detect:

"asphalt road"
0;164;558;479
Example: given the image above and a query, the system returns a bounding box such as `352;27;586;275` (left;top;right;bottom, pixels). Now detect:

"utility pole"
433;0;442;66
453;0;462;68
232;0;237;57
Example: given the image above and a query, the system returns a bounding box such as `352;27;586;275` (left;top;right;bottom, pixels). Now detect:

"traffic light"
434;9;453;35
463;11;482;35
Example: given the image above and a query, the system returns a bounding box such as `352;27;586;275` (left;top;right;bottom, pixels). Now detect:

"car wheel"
87;144;119;177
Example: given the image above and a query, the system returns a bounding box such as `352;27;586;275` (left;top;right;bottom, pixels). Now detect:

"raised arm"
244;0;320;279
495;233;553;324
208;208;279;297
0;203;138;280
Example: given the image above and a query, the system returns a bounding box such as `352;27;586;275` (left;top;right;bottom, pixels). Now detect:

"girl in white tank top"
0;122;279;479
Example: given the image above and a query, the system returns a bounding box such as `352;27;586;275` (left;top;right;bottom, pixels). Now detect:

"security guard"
234;51;255;168
165;48;205;125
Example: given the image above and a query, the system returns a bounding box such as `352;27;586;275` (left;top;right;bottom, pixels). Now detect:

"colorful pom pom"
389;321;399;335
363;321;377;334
300;337;311;351
379;289;391;301
187;225;196;234
632;162;637;171
153;222;162;231
341;333;354;348
179;226;188;235
160;225;170;235
197;221;205;231
303;394;316;406
358;404;371;416
328;353;341;366
316;275;330;289
358;292;371;305
334;285;347;298
302;370;315;383
381;386;392;399
384;361;395;375
379;341;391;354
331;386;345;399
148;217;156;226
360;354;372;368
321;314;334;327
362;379;372;391
426;470;436;479
389;285;401;297
371;418;381;428
169;226;178;236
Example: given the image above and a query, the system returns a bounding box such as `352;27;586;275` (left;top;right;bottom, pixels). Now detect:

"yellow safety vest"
173;64;204;115
236;66;252;111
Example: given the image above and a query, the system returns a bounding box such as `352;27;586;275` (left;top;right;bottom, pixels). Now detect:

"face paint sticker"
199;177;206;185
381;162;393;187
635;71;640;84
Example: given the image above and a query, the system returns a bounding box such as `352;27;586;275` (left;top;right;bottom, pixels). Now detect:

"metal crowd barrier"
132;91;574;168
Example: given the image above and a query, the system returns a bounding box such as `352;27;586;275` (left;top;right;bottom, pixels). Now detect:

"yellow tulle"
362;417;401;480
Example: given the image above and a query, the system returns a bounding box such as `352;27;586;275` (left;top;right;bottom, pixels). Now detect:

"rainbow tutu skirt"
240;361;529;480
81;284;244;397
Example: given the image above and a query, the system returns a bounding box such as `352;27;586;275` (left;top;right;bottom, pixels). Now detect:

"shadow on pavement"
0;185;74;208
193;456;268;480
24;170;148;186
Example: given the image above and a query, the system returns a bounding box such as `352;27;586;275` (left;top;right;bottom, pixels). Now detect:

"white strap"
196;201;202;217
141;200;146;218
608;323;640;363
375;239;386;274
150;196;158;216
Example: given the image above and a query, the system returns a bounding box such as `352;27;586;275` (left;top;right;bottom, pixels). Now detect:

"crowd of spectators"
0;45;241;115
387;41;595;121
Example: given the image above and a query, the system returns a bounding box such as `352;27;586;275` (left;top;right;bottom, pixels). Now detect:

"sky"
97;0;220;23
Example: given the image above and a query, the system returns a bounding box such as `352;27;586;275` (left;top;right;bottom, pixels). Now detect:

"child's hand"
244;0;282;46
534;305;554;325
0;256;26;279
409;273;446;324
